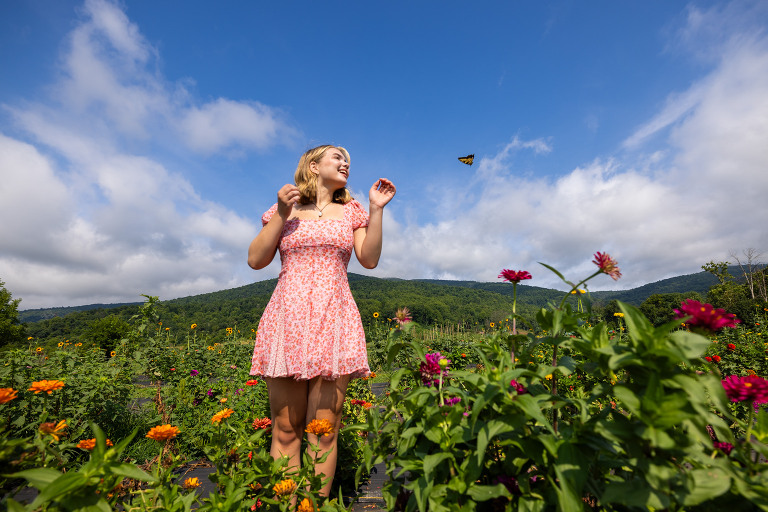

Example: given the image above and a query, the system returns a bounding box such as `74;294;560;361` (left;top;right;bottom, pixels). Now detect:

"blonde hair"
294;145;353;205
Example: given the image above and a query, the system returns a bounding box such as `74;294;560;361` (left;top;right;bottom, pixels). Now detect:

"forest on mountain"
3;262;766;349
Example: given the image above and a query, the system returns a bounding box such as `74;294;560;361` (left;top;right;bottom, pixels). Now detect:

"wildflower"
394;307;412;327
191;324;197;329
714;441;734;455
252;417;272;431
494;475;520;495
705;356;713;362
373;312;379;318
722;375;768;405
207;346;214;351
183;477;201;489
490;322;495;328
190;369;199;376
613;312;624;318
77;438;113;450
57;342;64;347
146;424;179;442
510;379;528;395
545;374;553;380
419;352;450;387
443;397;461;406
273;478;297;497
110;351;116;357
728;343;737;351
226;327;233;334
29;380;65;394
211;408;235;424
219;397;227;403
75;342;82;346
306;418;334;437
165;327;170;331
28;336;34;340
674;300;739;333
39;420;67;441
0;388;18;404
570;289;586;294
35;347;43;352
498;269;532;283
246;379;259;386
592;252;622;280
713;355;721;363
298;498;315;512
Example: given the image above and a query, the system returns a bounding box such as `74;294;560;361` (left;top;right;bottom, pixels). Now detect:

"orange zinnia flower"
77;438;113;450
272;478;297;497
298;498;316;512
211;408;235;424
39;420;67;441
305;418;334;437
29;380;65;394
146;424;179;442
0;388;18;404
183;477;201;489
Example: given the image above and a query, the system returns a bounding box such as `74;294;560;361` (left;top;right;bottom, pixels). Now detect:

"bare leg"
266;377;308;472
306;375;351;497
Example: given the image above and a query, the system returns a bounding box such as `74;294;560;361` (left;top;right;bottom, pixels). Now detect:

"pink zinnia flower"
713;441;734;455
592;252;622;280
674;299;740;333
419;352;449;387
395;307;412;327
498;269;532;284
510;379;528;395
443;397;461;406
722;375;768;405
252;417;272;431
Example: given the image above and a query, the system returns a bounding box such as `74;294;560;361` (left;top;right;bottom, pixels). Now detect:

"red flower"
722;375;768;404
252;417;272;431
498;269;532;284
713;355;721;362
727;343;736;351
674;299;740;333
592;252;622;280
246;379;259;386
705;356;713;362
714;441;733;455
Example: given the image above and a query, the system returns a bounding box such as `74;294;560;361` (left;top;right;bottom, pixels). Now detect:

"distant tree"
0;279;26;347
81;314;131;355
730;248;767;302
706;283;755;324
701;261;733;285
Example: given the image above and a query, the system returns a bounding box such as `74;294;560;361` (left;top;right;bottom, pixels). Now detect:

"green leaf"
467;483;508;501
29;472;89;509
8;467;62;488
423;452;453;480
682;468;732;506
106;462;158;483
477;419;515;465
602;479;669;509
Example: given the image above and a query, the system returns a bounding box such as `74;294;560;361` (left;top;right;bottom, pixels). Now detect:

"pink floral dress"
249;200;371;380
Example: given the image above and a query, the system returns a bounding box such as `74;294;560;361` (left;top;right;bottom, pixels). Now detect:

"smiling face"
310;147;349;187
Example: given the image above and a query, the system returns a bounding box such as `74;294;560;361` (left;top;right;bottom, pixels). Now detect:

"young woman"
247;145;396;496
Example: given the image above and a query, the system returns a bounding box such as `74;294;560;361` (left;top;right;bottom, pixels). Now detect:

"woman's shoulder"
344;199;369;228
261;203;279;225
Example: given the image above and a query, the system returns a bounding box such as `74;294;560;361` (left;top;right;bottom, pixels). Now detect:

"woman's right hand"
277;184;300;219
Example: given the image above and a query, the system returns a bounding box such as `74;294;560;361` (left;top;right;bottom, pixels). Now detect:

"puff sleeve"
346;200;369;230
261;203;278;226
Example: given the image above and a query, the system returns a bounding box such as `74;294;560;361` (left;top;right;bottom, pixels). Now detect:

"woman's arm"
354;178;396;269
248;184;300;270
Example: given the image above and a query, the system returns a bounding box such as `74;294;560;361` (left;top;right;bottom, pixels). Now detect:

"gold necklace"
312;201;332;217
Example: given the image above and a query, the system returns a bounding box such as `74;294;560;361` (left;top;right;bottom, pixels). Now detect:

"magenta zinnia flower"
674;299;740;333
510;379;528;395
498;269;532;283
592;252;622;280
419;352;449;387
713;441;734;455
722;375;768;405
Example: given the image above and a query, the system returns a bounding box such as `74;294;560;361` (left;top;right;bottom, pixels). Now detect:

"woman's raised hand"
277;184;300;219
369;178;396;209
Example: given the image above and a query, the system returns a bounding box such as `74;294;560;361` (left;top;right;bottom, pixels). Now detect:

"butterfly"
458;154;474;166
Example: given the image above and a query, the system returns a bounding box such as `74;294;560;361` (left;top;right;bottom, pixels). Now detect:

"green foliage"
639;292;702;326
0;279;26;348
81;314;131;355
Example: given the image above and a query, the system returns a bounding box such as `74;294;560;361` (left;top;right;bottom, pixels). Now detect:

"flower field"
3;254;768;510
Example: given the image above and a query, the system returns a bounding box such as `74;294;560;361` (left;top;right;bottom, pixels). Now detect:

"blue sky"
2;0;767;308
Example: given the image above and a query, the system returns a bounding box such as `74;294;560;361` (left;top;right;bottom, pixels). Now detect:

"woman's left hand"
369;178;396;209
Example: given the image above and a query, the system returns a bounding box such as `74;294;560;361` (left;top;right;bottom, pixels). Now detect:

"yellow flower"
545;374;553;380
146;424;179;442
373;312;379;318
110;351;116;357
165;327;170;331
305;418;334;437
613;312;624;318
75;342;83;347
298;498;316;512
211;408;235;424
77;438;113;450
490;322;495;328
28;336;34;341
273;478;297;497
183;477;201;489
29;380;65;394
39;420;67;441
57;342;64;348
35;347;43;353
207;346;214;350
0;388;19;404
219;397;228;403
191;324;197;330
